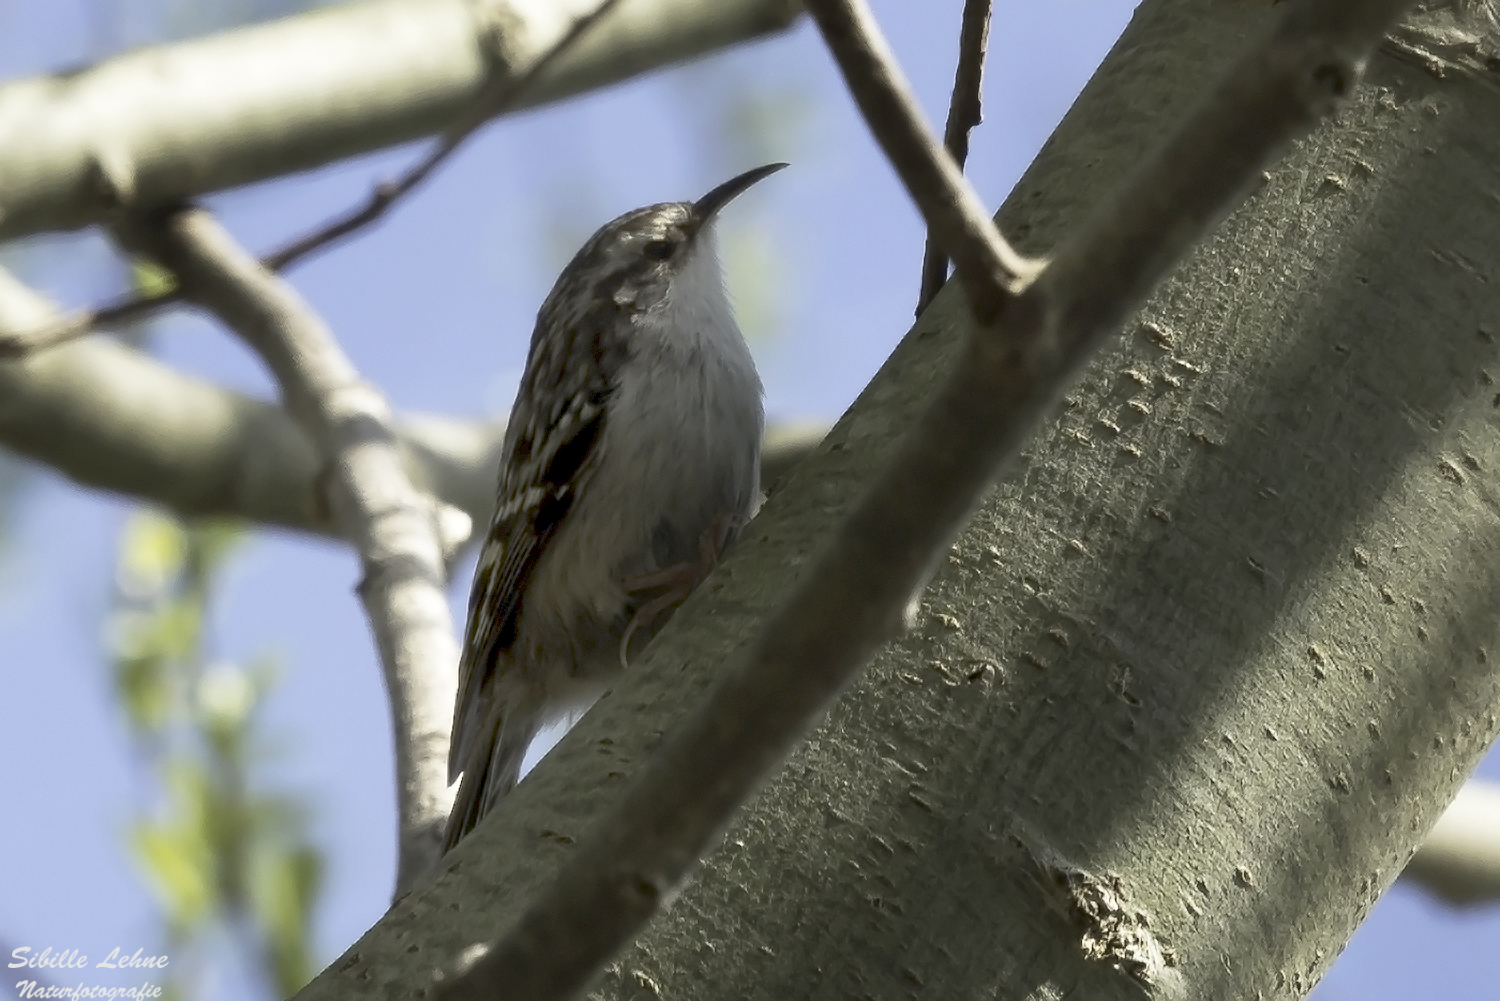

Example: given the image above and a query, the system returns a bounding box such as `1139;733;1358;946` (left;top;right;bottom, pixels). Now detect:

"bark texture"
294;1;1500;998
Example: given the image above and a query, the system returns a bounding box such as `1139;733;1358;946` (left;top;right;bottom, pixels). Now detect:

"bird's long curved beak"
693;162;789;223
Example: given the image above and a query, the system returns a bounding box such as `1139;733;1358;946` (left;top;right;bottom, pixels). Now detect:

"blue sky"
1;1;1497;999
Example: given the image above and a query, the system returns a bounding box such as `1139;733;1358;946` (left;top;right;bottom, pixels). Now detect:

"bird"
442;163;785;853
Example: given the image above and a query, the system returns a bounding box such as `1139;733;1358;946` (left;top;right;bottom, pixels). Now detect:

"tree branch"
1403;779;1500;906
438;0;1414;998
0;0;626;359
114;207;462;895
260;0;626;278
0;267;491;537
915;0;991;316
0;267;823;543
0;0;800;242
0;0;636;360
805;0;1028;322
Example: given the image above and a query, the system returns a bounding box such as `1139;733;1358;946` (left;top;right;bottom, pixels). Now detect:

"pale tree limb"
437;0;1412;998
114;207;462;896
0;0;624;359
0;266;495;536
0;267;824;541
0;0;800;242
1404;779;1500;906
915;0;991;316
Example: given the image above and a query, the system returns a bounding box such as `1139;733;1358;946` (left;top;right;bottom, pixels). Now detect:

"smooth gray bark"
0;0;799;241
289;2;1500;999
440;0;1412;996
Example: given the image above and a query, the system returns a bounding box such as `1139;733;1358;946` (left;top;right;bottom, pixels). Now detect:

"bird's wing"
448;374;609;781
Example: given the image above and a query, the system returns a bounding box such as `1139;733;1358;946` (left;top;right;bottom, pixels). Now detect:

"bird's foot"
618;516;735;666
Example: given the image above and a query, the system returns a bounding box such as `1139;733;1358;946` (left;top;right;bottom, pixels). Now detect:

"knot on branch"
1057;867;1174;987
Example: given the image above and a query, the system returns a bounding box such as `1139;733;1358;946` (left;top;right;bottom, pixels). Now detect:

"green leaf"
119;510;188;596
131;258;178;299
189;518;245;574
250;845;323;994
131;766;218;938
115;650;172;732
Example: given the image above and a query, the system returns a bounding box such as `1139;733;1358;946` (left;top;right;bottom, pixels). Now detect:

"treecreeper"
443;163;787;852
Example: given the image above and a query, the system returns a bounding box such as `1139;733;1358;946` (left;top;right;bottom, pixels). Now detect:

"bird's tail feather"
442;702;539;854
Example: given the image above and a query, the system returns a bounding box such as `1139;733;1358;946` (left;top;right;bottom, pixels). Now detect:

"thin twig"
0;290;166;358
265;0;624;273
806;0;1028;322
114;205;462;895
436;0;1411;997
0;0;622;361
915;0;992;316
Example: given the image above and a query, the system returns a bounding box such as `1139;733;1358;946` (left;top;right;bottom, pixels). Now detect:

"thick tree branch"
0;0;800;242
0;267;823;541
804;0;1029;322
283;1;1500;997
115;207;462;895
915;0;991;316
439;1;1413;998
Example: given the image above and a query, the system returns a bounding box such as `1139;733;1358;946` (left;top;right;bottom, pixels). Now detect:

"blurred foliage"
720;222;783;349
109;510;323;1000
131;257;179;300
676;62;813;176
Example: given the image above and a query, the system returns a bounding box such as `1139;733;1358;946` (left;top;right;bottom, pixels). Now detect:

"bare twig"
438;0;1411;998
263;0;625;275
0;287;187;358
805;0;1028;322
915;0;992;316
114;206;461;895
0;0;620;360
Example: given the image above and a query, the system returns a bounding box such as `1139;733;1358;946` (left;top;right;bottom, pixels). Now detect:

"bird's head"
539;163;788;323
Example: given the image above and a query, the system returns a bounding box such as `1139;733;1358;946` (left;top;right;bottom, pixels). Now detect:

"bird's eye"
642;239;675;260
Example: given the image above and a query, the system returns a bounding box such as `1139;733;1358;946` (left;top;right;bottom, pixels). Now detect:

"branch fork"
115;204;462;895
437;0;1417;998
